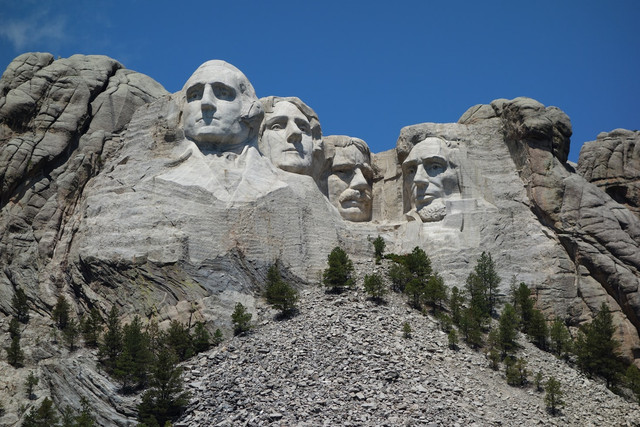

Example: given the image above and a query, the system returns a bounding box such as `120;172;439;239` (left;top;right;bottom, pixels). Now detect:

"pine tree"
466;252;501;318
505;357;528;387
264;264;299;316
114;316;152;391
448;328;459;350
460;306;483;349
527;309;548;350
575;302;623;388
192;322;211;353
549;319;572;358
512;282;534;331
498;303;519;357
544;376;564;415
402;322;412;339
363;273;387;302
137;348;190;427
372;235;385;264
63;318;79;351
6;334;24;367
449;286;464;325
164;320;194;361
25;371;39;399
404;277;426;309
387;262;411;293
212;328;224;346
231;303;252;336
625;364;640;402
424;272;448;313
12;287;29;323
406;246;432;280
22;397;60;427
98;306;123;373
80;308;103;348
52;295;71;330
322;247;355;292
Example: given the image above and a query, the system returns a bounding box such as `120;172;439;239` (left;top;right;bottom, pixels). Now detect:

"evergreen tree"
322;247;355;292
460;306;483;349
12;287;29;323
63;318;79;351
212;328;224;346
372;235;385;264
575;302;623;388
363;273;387;302
466;252;501;318
22;397;60;427
448;328;459;350
527;309;548;350
231;303;252;336
387;262;411;293
544;376;564;415
549;319;572;358
9;316;20;338
137;348;190;427
404;277;426;309
25;371;39;399
60;397;97;427
402;322;412;339
52;295;71;330
505;357;528;387
114;316;152;392
192;322;211;353
80;308;103;348
625;364;640;402
264;264;299;316
498;303;519;357
534;370;544;392
449;286;464;325
6;334;24;367
424;272;448;313
164;320;194;361
98;306;123;373
405;246;432;280
512;282;534;331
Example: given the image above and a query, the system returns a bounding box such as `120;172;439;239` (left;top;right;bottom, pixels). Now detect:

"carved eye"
270;123;283;130
426;162;445;174
296;121;310;134
186;85;203;102
212;83;236;101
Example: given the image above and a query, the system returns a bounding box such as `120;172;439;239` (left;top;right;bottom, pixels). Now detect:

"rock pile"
177;260;640;426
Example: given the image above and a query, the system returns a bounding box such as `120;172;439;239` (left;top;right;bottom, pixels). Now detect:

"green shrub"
231;303;252;336
265;264;299;316
363;273;387;301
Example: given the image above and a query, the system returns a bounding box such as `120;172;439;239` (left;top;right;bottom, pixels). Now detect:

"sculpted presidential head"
402;137;460;222
259;96;322;175
181;60;263;152
324;135;373;222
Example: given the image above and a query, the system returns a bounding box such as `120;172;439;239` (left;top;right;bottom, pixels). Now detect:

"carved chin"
339;204;371;222
417;200;446;222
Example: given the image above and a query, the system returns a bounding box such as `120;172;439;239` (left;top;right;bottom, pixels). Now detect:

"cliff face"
1;53;639;424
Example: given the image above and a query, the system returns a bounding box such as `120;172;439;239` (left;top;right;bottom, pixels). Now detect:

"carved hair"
323;135;371;164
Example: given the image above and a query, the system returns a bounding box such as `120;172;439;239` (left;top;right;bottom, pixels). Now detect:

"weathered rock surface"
577;129;640;219
1;53;639;425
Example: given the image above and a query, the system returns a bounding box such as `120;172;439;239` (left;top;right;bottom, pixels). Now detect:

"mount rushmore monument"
0;52;639;422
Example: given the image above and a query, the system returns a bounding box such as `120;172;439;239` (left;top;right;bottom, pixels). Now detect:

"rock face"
1;53;639;425
577;129;640;219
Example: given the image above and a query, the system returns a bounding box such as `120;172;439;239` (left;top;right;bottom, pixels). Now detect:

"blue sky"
1;0;638;163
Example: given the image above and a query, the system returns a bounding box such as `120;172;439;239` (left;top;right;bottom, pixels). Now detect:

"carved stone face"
402;137;459;222
261;101;314;174
182;62;254;149
328;144;373;222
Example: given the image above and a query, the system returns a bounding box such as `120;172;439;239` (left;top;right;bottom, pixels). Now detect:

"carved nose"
414;164;429;185
201;85;217;110
286;123;302;144
350;167;368;190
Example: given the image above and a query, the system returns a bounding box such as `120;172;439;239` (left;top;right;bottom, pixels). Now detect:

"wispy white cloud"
0;11;67;51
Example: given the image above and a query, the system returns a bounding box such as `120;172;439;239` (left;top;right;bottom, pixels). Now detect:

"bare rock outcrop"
577;129;640;219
